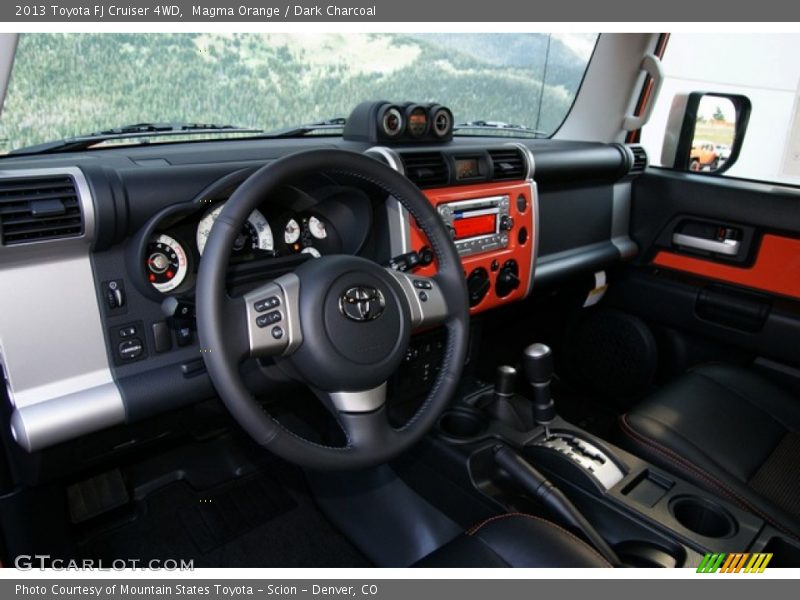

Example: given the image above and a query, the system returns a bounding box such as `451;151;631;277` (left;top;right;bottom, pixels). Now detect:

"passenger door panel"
607;169;800;384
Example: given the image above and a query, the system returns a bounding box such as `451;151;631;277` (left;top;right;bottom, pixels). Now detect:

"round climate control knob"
495;259;520;298
467;267;491;307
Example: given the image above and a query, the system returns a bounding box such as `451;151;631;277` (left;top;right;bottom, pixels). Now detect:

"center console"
426;343;800;568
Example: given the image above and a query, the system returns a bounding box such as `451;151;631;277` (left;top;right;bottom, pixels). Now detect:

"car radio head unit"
437;195;513;257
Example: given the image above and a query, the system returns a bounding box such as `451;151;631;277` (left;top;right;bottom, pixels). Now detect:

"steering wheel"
196;149;469;470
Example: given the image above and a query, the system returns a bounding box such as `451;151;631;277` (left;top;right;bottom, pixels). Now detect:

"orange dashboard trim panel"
652;234;800;300
410;180;535;315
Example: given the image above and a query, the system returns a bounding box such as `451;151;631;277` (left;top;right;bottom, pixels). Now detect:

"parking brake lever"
493;444;621;567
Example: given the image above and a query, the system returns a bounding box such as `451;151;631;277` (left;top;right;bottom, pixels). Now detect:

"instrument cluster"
144;201;340;294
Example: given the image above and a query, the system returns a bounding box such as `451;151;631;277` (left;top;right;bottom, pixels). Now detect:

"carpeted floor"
76;465;371;568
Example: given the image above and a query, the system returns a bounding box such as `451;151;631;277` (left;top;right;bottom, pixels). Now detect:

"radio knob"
500;215;514;231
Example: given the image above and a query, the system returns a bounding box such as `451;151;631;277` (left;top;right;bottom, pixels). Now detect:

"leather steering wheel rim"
196;149;469;470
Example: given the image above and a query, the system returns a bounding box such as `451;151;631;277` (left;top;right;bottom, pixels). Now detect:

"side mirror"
661;92;751;174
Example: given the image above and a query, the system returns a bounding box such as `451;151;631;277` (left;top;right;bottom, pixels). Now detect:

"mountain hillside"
0;33;595;151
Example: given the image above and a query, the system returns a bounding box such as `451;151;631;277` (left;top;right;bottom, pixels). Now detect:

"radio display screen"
453;213;497;239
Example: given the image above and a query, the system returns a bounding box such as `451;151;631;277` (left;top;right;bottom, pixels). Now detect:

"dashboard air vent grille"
488;148;526;180
629;145;648;174
0;176;83;245
401;152;449;188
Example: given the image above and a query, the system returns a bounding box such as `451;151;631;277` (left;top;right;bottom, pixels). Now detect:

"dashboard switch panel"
103;279;126;313
175;320;194;347
109;321;146;365
152;321;172;353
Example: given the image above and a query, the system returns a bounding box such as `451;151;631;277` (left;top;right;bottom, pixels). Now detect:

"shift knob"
523;343;556;428
494;365;517;397
523;343;554;384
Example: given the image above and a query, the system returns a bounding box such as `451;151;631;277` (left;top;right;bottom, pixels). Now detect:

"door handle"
672;232;741;256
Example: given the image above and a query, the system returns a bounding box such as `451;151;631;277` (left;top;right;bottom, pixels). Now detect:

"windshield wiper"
8;122;264;156
7;118;349;156
260;117;347;138
453;120;547;138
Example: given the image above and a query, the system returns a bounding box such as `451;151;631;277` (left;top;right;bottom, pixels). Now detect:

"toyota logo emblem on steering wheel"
339;286;386;322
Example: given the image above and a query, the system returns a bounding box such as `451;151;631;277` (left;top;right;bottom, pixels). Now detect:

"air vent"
628;145;648;174
400;152;449;188
0;175;83;246
488;148;526;180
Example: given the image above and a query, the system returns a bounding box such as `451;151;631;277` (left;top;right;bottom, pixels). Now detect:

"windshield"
0;33;597;153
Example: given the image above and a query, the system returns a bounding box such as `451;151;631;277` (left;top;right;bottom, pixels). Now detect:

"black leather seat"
414;513;611;567
620;364;800;540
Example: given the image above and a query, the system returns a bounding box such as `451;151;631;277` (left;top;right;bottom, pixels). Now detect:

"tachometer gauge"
196;204;273;255
301;247;321;258
284;218;301;244
308;216;328;240
146;234;188;293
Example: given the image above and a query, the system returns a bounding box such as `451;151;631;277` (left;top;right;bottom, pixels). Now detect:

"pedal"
67;468;129;524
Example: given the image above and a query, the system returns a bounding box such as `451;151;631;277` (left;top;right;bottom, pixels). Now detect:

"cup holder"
437;408;487;443
614;540;685;568
670;495;737;538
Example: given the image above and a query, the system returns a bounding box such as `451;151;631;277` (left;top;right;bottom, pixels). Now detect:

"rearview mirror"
661;92;751;174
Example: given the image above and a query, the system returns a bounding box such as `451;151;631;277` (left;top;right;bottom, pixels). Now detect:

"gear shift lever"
523;343;556;438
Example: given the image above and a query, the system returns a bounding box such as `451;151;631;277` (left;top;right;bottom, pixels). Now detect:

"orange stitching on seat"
619;414;799;541
467;512;532;535
466;512;613;567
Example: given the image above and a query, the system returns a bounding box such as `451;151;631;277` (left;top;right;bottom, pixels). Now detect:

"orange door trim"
652;234;800;300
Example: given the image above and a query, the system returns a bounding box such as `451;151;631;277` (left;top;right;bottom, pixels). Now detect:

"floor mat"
178;473;297;553
77;466;371;567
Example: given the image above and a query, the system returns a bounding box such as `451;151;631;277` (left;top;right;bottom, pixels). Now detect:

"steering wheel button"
413;280;432;290
254;296;281;312
256;310;282;328
271;326;284;340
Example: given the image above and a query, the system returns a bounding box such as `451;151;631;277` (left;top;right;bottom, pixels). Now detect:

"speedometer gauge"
146;234;188;293
196;204;273;255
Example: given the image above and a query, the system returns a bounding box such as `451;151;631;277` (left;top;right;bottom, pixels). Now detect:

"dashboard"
0;132;644;456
